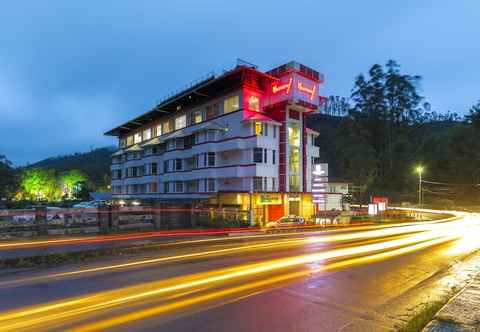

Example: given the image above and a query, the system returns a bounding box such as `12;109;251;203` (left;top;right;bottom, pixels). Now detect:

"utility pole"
416;166;424;208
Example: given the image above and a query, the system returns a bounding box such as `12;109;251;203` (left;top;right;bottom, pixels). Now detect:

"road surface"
0;211;479;331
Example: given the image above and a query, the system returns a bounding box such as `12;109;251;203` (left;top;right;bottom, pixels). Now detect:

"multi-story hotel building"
106;61;322;225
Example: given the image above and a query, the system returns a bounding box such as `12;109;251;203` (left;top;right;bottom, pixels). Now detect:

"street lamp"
415;166;424;208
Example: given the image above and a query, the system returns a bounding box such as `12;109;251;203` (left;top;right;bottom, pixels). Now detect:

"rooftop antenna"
236;58;258;69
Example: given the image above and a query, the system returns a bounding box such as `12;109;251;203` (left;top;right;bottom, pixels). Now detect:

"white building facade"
106;61;322;224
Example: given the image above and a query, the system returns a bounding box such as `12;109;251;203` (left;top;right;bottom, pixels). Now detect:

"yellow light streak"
0;229;460;332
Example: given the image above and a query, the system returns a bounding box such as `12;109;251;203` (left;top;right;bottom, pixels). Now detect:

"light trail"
0;224;464;332
0;219;455;288
66;236;456;332
0;211;457;250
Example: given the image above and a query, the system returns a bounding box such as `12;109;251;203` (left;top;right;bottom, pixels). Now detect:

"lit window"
134;133;142;144
175;115;186;130
163;120;171;134
143;128;152;141
194;111;203;124
255;122;262;135
127;136;133;146
248;95;260;111
224;95;240;114
156;124;162;137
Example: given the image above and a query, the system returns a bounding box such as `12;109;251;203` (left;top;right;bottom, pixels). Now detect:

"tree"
19;168;60;201
59;169;88;199
0;154;18;200
345;60;424;198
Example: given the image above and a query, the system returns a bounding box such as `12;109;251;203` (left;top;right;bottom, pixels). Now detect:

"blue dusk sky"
1;1;479;165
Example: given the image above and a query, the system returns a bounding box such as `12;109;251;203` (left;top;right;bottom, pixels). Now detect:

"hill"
27;147;115;189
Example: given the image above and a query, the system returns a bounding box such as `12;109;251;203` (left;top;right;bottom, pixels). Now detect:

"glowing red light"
297;81;317;101
272;77;293;95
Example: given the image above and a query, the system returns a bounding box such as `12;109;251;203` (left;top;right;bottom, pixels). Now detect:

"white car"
266;215;305;228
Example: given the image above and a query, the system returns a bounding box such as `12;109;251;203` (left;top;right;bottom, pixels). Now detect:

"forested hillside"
27;147;115;189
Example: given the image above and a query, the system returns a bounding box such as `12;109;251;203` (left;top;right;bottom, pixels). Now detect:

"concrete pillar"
153;201;162;229
34;206;48;236
97;206;112;234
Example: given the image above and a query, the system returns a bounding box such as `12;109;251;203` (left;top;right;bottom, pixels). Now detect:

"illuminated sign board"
257;193;282;205
272;77;293;95
312;163;328;205
297;81;316;101
266;73;320;107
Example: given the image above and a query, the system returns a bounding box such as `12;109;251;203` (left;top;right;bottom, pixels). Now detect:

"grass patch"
396;286;460;332
397;301;446;332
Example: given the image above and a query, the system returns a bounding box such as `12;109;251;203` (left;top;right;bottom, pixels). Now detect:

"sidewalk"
424;273;480;332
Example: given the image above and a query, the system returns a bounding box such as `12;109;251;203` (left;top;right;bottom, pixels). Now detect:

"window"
207;130;216;141
272;150;276;164
156;124;162;137
143;128;152;141
186;180;198;193
263;123;268;136
263;177;267;191
151;163;157;175
163;160;169;173
175;181;184;193
253;148;263;163
127;136;134;146
248;95;260;111
164;182;170;193
175;115;186;130
193;111;203;124
163;120;172;134
151;182;157;193
207;152;215;166
273;126;277;138
254;122;262;135
206;103;219;119
253;177;263;191
264;149;267;163
167;140;175;151
205;179;215;192
224;95;240;114
175;159;182;171
288;122;301;191
134;133;142;144
272;177;276;191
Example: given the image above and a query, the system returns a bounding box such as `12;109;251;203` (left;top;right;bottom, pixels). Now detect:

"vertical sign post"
312;163;328;214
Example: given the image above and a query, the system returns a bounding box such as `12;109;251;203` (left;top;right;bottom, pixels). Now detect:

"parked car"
266;215;305;228
72;200;106;209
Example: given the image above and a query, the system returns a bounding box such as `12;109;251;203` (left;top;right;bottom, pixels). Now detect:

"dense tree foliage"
318;60;480;206
0;155;18;200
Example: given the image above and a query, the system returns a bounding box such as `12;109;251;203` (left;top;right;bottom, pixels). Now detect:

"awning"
125;144;143;152
243;110;281;125
182;122;224;136
141;137;164;147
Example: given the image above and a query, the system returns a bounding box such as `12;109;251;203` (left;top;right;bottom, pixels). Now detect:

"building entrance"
288;200;300;216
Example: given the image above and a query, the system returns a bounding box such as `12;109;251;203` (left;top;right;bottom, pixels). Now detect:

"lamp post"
415;166;424;208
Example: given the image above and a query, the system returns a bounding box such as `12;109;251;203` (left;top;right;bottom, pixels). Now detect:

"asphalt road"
0;212;479;332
